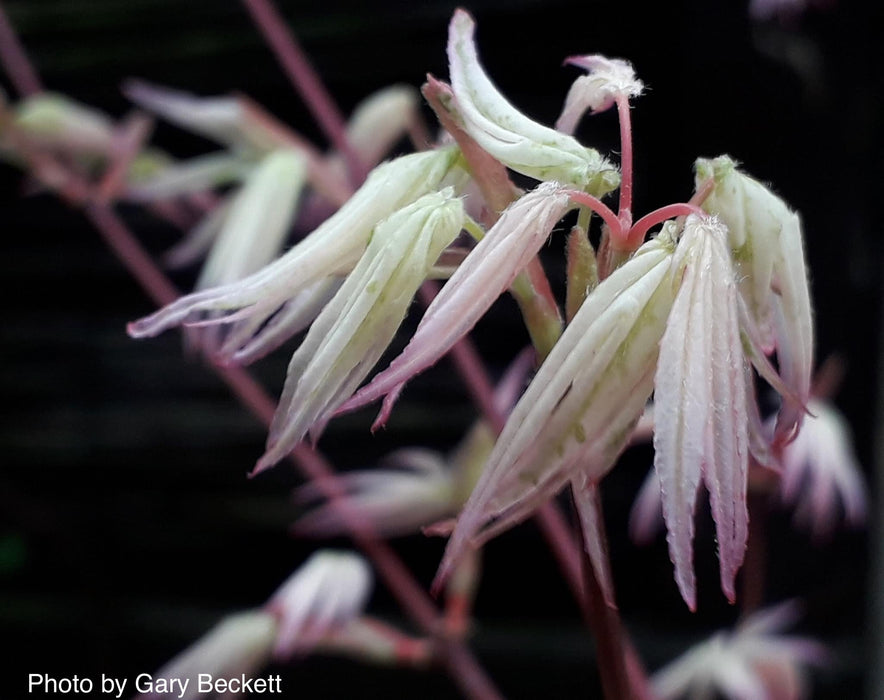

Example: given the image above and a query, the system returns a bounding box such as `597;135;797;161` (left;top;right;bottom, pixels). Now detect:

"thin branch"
240;0;367;185
573;493;636;699
0;2;42;96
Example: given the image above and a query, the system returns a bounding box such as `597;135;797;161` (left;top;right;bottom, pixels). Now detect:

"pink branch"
0;3;42;97
240;0;367;185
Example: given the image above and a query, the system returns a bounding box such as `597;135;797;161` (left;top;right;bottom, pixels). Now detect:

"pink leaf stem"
626;203;705;249
574;493;634;700
567;189;623;239
240;0;368;186
615;93;634;230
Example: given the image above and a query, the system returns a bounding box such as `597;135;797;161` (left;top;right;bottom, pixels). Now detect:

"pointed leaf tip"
655;215;748;610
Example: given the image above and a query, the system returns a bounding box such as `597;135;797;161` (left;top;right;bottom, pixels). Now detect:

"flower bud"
12;93;115;155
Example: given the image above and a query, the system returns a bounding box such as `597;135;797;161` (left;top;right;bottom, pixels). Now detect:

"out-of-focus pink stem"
741;486;770;616
811;354;845;401
240;0;368;185
86;204;181;306
577;511;632;700
0;3;42;96
96;112;153;205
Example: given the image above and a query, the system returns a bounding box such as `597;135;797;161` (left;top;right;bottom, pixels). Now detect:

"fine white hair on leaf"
695;155;814;443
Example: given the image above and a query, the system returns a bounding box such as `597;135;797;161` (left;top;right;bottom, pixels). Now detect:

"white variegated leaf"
447;10;619;194
435;232;678;587
339;182;573;417
256;190;465;472
654;215;748;610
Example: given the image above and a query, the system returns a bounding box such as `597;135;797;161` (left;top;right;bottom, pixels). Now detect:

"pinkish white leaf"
338;182;573;419
695;156;813;443
293;349;531;539
654;215;748;610
128;147;465;342
292;449;456;538
652;600;828;700
256;189;465;473
218;278;342;366
127;151;247;202
136;612;276;700
771;211;814;442
124;79;283;154
629;468;664;546
267;551;372;659
775;399;868;538
342;85;422;167
13;92;116;155
195;149;306;291
446;9;619;193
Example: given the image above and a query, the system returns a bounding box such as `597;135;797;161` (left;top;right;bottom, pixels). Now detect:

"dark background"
1;0;880;697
